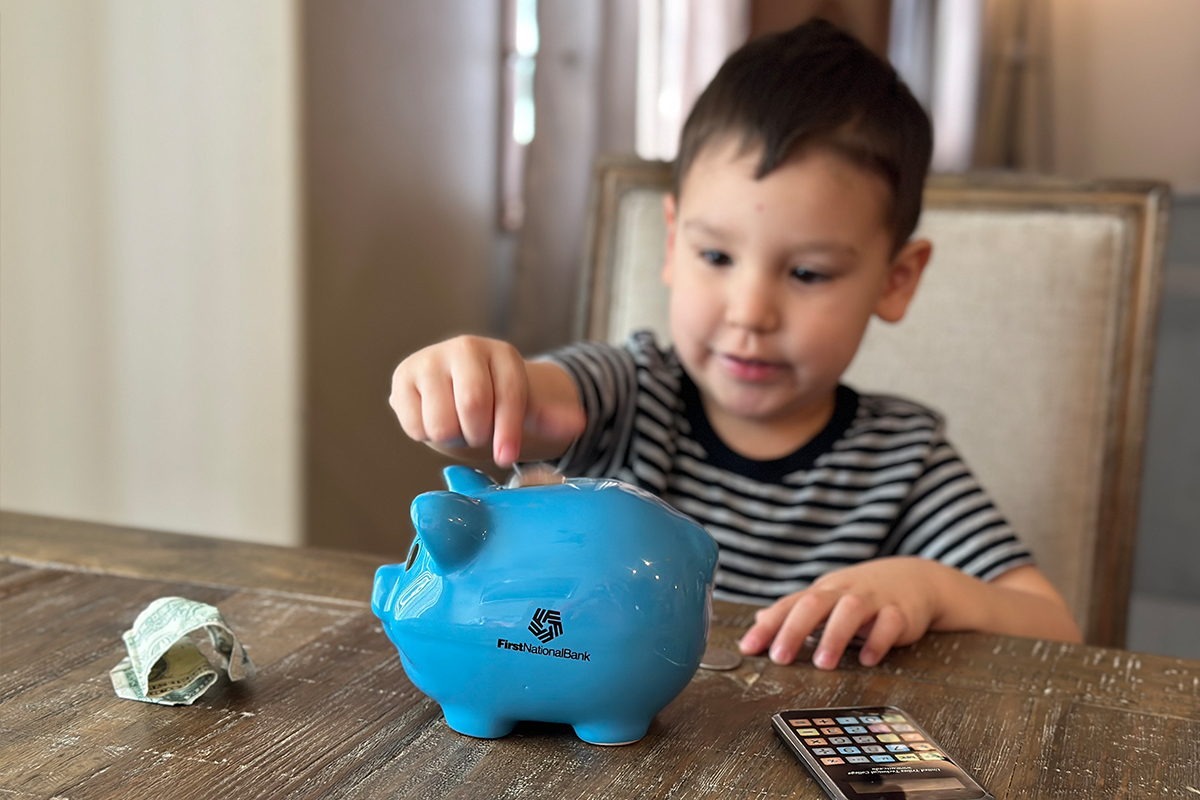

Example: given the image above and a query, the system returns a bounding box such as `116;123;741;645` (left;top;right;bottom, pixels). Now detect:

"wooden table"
2;511;1197;799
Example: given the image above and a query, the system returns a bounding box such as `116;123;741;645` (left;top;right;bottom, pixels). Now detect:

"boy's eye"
699;249;732;267
790;267;828;284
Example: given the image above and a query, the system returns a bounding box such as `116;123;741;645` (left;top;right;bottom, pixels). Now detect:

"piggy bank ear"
410;491;488;572
442;466;496;495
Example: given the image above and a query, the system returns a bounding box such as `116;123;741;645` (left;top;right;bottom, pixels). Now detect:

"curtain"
508;0;639;355
637;0;750;161
509;0;748;354
890;0;1054;173
973;0;1055;172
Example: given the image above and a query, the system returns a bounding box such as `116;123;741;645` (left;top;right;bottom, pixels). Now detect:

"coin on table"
699;646;742;671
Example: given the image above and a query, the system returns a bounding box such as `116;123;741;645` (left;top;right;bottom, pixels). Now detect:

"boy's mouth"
718;353;785;382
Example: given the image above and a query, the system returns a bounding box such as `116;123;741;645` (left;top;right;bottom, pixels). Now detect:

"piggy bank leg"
572;718;651;746
441;706;516;739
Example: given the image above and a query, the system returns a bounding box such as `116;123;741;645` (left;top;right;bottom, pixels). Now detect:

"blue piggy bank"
372;466;719;745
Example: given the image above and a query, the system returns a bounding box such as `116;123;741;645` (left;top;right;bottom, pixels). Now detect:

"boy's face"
662;138;930;435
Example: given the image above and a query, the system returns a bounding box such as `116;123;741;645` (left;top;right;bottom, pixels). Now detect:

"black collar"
679;372;859;482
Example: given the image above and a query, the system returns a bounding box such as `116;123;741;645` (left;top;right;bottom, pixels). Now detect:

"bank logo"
528;608;563;643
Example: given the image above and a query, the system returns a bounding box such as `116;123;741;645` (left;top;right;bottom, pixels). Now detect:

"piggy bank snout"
410;491;488;573
372;563;407;618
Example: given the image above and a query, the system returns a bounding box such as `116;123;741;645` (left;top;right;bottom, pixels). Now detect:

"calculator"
772;706;993;800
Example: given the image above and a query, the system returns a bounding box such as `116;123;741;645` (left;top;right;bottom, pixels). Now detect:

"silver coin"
699;647;742;671
507;463;566;488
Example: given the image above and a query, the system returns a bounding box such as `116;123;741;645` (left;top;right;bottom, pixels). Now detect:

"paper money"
110;596;255;706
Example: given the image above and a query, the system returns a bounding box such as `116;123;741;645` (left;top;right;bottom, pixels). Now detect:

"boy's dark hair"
674;19;933;251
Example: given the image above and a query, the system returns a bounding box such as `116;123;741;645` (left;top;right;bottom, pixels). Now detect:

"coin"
507;463;566;488
699;646;742;671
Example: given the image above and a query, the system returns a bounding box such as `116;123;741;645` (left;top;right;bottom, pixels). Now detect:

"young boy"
389;20;1081;670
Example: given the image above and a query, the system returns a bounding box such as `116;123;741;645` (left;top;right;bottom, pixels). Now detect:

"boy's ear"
661;193;678;286
874;238;933;323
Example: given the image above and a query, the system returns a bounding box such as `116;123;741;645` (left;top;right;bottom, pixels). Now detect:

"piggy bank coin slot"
405;540;421;571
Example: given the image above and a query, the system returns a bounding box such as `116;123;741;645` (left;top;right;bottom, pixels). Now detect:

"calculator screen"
776;707;989;800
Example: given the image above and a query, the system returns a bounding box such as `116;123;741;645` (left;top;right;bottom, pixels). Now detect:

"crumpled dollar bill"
109;596;255;706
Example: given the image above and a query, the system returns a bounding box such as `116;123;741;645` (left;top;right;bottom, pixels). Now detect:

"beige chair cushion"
605;189;672;345
599;190;1133;625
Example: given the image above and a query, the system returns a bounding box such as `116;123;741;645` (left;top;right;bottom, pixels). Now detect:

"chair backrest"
576;155;1169;647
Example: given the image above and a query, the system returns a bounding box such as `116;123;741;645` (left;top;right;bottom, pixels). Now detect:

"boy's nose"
725;271;780;332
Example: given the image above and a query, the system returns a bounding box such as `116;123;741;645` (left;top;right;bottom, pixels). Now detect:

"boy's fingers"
418;372;463;446
489;351;528;468
450;357;495;449
737;594;799;655
392;381;427;442
859;604;905;667
768;592;838;664
813;595;874;670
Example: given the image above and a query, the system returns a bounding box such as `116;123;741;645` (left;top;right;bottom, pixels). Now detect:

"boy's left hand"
737;556;946;670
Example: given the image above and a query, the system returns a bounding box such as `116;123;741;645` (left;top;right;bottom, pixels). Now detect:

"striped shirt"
544;332;1034;606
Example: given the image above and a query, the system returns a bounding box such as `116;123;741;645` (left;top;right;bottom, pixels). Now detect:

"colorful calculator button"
796;728;820;737
846;756;870;764
896;754;920;762
821;757;846;766
813;718;835;726
862;745;885;754
844;726;868;734
859;716;882;723
837;747;861;755
828;737;851;745
853;736;875;744
919;752;946;761
813;748;836;756
876;734;901;743
911;743;935;751
882;714;906;723
835;717;859;725
804;738;828;746
867;723;891;733
820;727;844;735
789;718;812;727
885;744;911;752
870;755;895;763
901;733;924;742
891;723;914;732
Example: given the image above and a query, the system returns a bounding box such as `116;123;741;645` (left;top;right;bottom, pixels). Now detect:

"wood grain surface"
2;512;1197;799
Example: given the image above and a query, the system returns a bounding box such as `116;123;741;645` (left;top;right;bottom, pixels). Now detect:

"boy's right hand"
389;335;585;468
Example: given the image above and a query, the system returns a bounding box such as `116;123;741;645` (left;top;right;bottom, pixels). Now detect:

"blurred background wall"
1;0;300;545
1050;0;1199;188
1;0;1197;638
302;1;504;555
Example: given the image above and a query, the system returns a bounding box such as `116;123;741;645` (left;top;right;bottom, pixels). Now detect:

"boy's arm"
390;335;584;468
739;557;1082;670
932;562;1081;641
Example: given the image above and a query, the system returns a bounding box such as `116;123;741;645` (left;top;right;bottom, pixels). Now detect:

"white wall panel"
0;0;300;545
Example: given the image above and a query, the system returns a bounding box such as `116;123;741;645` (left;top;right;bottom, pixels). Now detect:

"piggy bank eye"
405;540;421;571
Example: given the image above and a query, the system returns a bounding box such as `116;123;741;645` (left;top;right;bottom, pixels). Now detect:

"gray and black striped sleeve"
882;421;1035;582
539;339;640;478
